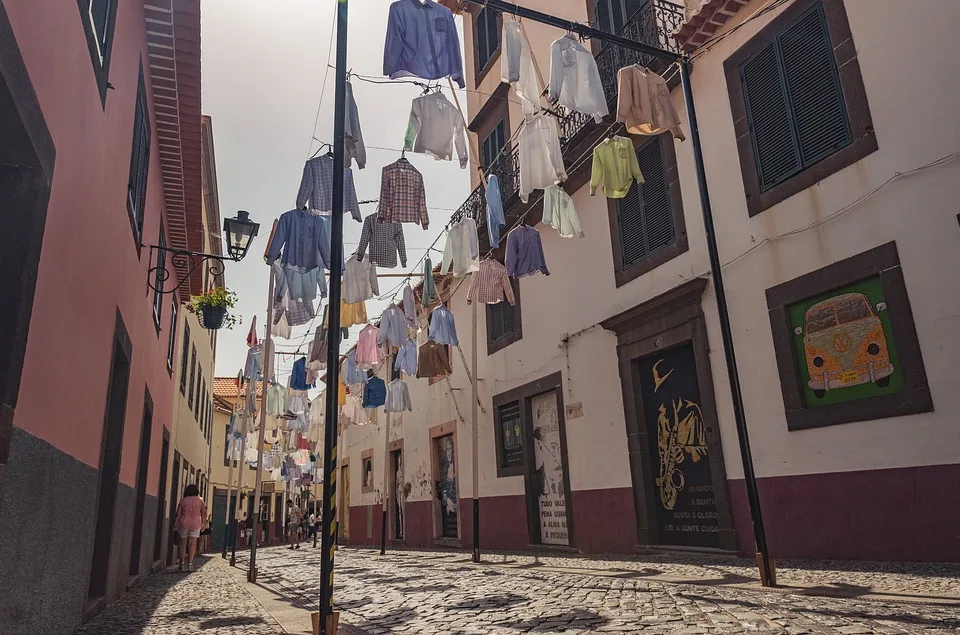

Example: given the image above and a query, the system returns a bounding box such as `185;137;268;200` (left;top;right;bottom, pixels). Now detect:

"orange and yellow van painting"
794;293;894;398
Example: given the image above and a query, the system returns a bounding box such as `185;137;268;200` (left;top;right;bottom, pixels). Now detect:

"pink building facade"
0;1;203;633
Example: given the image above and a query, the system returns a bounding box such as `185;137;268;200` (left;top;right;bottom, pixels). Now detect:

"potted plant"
185;287;238;330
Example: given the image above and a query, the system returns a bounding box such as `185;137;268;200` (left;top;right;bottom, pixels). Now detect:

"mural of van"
794;293;894;398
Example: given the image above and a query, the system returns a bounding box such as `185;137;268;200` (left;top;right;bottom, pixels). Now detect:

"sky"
201;0;473;382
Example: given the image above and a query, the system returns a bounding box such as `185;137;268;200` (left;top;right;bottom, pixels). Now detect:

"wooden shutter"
487;286;518;343
616;139;675;269
740;2;850;192
476;8;499;70
128;68;151;237
90;0;112;50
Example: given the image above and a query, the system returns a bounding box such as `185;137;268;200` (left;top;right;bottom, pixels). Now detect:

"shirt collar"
409;0;434;8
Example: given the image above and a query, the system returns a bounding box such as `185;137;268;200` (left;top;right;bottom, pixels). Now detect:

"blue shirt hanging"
362;377;387;409
383;0;465;89
486;175;505;248
290;357;315;391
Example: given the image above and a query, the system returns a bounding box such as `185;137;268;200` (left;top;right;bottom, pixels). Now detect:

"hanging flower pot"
185;287;239;331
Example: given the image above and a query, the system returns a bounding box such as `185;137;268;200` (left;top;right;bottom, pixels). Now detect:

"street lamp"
148;210;261;294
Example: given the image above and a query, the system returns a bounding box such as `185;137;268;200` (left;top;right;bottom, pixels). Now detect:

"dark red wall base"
570;487;637;553
728;462;960;562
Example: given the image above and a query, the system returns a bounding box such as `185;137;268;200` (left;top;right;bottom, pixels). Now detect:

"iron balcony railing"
452;0;683;241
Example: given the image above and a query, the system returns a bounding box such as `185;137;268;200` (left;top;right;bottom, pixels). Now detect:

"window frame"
480;118;507;173
76;0;118;105
492;400;525;477
126;63;151;249
188;346;197;410
360;449;375;494
607;135;688;288
152;228;165;331
486;278;523;355
166;300;177;374
179;323;190;394
724;0;876;217
473;5;502;83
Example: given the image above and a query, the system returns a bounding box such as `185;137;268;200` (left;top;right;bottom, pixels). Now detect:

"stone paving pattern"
239;546;960;634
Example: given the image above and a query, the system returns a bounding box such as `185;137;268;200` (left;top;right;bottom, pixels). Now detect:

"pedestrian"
199;519;212;553
308;511;317;540
174;483;207;572
286;500;302;549
314;512;322;546
244;512;254;547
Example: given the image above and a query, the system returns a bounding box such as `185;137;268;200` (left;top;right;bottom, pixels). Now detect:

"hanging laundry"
266;381;286;417
307;321;328;375
518;113;567;203
440;215;479;277
590;136;644;198
428;304;459;346
272;310;292;339
548;34;609;124
385;379;413;413
468;258;517;305
402;284;417;328
421;256;437;307
543;185;584;239
290;357;314;391
378;304;407;350
383;0;464;88
379;158;430;228
506;225;550;279
266;209;333;271
295;155;362;221
342;255;379;303
356;212;406;269
344;79;367;169
486;175;506;249
404;92;468;168
356;324;385;366
394;338;418;376
343;349;368;386
273;285;316;329
417;340;452;378
340;298;368;328
275;260;327;304
616;65;685;140
362;376;387;409
244;344;262;380
501;19;543;119
338;380;347;406
246;315;259;347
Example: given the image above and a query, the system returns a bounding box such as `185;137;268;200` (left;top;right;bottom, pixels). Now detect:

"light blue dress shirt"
486;175;505;248
378;305;408;350
266;210;332;271
344;350;367;386
429;305;459;346
394;338;418;376
383;0;465;88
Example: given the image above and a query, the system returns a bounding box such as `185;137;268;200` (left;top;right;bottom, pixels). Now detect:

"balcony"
454;0;684;252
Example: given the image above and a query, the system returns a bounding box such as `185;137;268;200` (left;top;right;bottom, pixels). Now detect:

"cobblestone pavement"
72;556;284;635
239;546;960;634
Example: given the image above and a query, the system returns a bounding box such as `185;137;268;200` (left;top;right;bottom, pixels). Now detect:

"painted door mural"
637;343;720;547
531;392;569;546
391;450;404;540
435;435;458;538
341;464;350;540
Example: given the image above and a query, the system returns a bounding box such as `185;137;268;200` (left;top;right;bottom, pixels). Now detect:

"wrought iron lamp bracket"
147;245;233;295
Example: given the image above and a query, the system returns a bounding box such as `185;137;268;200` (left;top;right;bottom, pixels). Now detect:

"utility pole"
230;404;251;567
470;302;480;563
222;409;238;559
379;411;392;555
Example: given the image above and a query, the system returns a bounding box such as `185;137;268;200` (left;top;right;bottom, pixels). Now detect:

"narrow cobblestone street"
74;546;960;635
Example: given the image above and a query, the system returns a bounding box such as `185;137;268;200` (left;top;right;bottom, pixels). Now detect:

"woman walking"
174;484;208;571
286;500;302;549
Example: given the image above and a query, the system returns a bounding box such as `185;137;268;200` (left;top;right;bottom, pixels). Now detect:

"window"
594;0;643;37
474;6;500;76
188;346;196;410
608;135;688;287
494;401;524;476
224;424;232;467
77;0;118;103
193;359;201;422
725;0;876;216
487;278;522;354
166;301;177;372
152;228;165;329
481;119;506;172
127;65;151;246
179;323;190;394
361;452;374;493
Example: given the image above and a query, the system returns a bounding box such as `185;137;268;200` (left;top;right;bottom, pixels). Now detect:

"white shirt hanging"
440;216;480;277
549;34;609;124
403;92;469;168
342;255;379;303
543;185;585;239
501;19;543;120
518;113;568;203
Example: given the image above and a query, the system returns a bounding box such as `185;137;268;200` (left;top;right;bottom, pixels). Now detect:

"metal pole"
230;408;251;566
222;411;237;558
248;270;276;582
471;302;480;563
320;1;349;630
380;411;391;555
680;60;773;587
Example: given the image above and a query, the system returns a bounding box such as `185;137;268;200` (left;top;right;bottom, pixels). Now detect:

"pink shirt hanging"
355;324;384;366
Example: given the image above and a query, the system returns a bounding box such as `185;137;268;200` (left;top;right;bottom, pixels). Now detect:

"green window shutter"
616;139;675;269
128;67;151;238
487;281;519;343
477;8;499;70
740;2;851;192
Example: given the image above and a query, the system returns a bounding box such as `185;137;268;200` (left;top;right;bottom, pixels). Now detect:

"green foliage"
185;287;239;329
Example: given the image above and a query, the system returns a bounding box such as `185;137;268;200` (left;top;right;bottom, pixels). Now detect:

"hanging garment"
340;299;368;328
362;376;387;409
344;79;367;169
505;225;550;279
468;258;517;305
383;0;464;87
440;216;479;277
356;212;406;269
343;350;368;386
402;284;417;327
417;340;452;378
379;158;430;228
342;255;379;303
378;304;407;350
273;278;316;328
244;344;262;380
543;185;584;239
338;380;347;406
385;379;413;413
246;316;259;347
421;256;437;307
590;136;644;198
501;19;542;119
295;155;362;220
266;382;286;417
616;65;685;140
485;175;506;249
549;34;609;124
428;304;459;346
266;209;332;271
404;92;468;168
307;323;328;366
394;338;418;376
280;265;328;303
290;358;314;391
356;325;385;366
272;310;292;339
518;113;567;203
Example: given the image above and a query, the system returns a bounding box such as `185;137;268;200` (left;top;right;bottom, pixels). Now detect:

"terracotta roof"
213;394;234;413
213;376;263;398
674;0;750;52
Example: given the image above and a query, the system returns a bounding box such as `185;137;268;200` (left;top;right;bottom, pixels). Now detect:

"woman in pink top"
174;484;208;571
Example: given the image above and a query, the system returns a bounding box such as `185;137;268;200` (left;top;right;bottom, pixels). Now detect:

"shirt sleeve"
356;216;372;262
504;230;518;277
395;223;407;268
447;14;466;89
589;146;604;196
615;67;632;125
629;142;645;186
369;261;379;297
501;267;516;305
548;39;564;104
265;213;288;264
383;5;403;78
316;217;332;270
453;111;469;170
466;271;478;305
417;176;429;229
404;100;421;151
296;162;313;210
